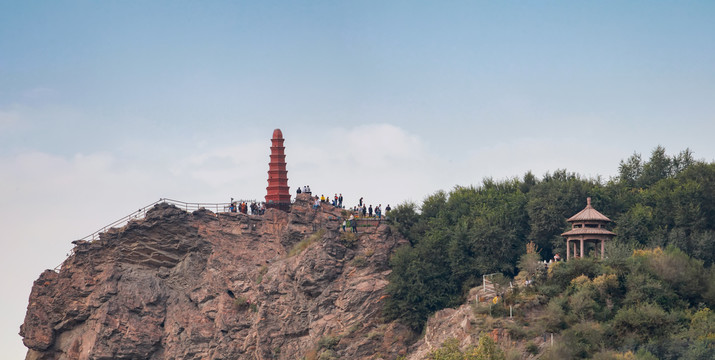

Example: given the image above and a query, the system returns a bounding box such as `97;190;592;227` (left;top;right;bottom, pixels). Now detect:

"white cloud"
161;123;444;207
170;140;267;189
0;151;159;360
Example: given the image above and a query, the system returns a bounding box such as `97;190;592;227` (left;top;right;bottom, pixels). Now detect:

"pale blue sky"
2;1;714;357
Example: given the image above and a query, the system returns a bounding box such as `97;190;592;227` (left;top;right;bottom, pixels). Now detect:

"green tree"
640;145;673;187
618;152;643;188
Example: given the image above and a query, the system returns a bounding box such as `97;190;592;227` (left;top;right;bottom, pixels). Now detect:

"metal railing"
75;198;256;242
52;197;258;272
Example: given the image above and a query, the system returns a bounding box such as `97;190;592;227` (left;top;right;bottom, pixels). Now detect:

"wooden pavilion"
561;197;615;260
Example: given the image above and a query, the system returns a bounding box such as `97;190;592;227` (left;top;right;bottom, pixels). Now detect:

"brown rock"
21;199;413;359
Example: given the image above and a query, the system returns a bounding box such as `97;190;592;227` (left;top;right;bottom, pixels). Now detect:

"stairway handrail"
75;198;165;242
76;197;257;242
53;197;260;272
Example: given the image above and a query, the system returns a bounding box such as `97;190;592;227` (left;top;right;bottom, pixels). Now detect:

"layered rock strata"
21;194;412;360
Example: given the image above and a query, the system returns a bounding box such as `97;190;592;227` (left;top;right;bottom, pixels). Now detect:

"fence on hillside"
52;197;255;271
76;198;259;242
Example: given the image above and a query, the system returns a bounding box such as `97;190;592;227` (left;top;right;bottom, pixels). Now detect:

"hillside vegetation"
384;147;715;359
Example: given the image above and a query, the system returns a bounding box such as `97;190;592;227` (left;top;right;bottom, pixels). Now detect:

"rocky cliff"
21;194;414;360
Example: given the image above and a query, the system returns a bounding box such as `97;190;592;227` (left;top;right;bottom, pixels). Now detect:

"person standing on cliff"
359;197;363;207
338;194;343;208
362;204;367;217
368;205;373;217
297;187;302;195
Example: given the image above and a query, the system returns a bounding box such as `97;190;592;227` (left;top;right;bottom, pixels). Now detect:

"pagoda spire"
265;129;291;211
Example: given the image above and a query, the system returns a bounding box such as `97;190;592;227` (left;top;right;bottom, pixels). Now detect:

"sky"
1;1;714;357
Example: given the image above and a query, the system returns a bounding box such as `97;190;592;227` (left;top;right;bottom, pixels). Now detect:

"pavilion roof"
567;197;611;223
561;227;616;237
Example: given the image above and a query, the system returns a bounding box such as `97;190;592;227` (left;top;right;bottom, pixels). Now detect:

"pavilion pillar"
573;242;578;258
601;239;605;259
566;239;570;260
580;239;584;258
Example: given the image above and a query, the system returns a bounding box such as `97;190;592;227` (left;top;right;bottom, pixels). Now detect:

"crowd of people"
296;185;312;195
297;186;394;233
350;197;391;220
229;186;393;225
228;198;266;215
309;191;392;220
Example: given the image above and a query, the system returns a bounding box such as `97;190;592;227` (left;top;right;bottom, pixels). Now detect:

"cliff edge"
21;195;413;360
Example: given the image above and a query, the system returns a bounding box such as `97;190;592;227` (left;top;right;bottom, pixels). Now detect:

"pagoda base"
265;202;291;212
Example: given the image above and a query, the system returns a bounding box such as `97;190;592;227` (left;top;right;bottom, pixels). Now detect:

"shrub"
517;242;545;283
639;246;710;306
540;341;574;360
547;257;602;292
346;323;361;335
612;303;677;345
591;350;638;359
339;232;358;248
525;341;539;355
366;329;383;340
466;334;506;360
623;272;682;310
540;297;567;332
288;229;325;257
505;322;528;340
317;349;337;360
568;287;601;322
592;273;620;299
351;255;367;268
560;321;604;358
688;307;715;341
428;335;508;360
256;264;268;284
234;296;249;311
317;334;340;350
427;338;462;360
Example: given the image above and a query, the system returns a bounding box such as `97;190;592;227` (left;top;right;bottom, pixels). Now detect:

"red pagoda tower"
265;128;291;211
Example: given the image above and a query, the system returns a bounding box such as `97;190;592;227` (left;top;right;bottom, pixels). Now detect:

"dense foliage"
534;248;715;359
427;335;506;360
384;147;715;334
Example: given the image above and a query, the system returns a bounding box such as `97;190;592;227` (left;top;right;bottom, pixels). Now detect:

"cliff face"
21;195;413;360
